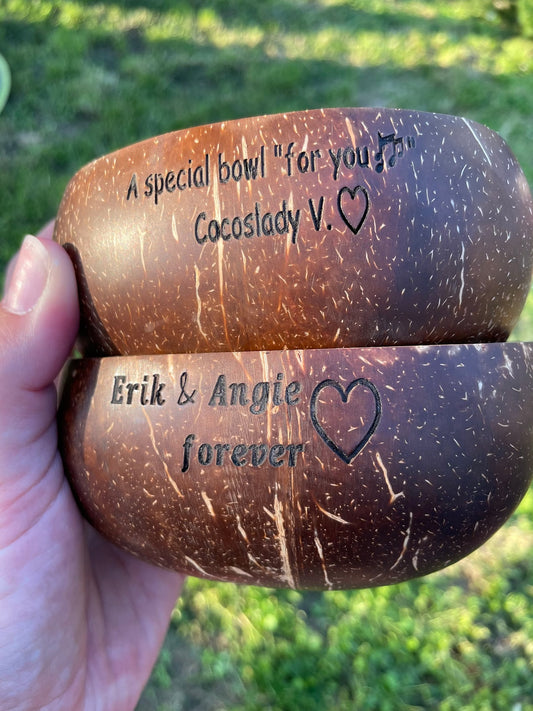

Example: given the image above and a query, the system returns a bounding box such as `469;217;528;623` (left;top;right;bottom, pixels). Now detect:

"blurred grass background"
1;1;533;709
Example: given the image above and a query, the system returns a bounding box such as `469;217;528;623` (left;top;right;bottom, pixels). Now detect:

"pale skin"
0;223;185;711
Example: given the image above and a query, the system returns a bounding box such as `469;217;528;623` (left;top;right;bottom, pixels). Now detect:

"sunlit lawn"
1;1;533;709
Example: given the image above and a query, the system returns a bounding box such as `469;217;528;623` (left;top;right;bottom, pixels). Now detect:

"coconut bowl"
54;108;533;355
58;342;533;590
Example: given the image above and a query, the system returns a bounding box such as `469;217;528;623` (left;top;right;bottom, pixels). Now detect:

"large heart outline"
337;184;370;236
310;378;382;464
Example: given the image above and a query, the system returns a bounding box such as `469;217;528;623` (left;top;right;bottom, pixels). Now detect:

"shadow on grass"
0;12;511;145
71;0;511;40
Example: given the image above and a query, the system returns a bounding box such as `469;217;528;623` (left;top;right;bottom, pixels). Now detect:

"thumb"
0;232;79;515
1;232;79;390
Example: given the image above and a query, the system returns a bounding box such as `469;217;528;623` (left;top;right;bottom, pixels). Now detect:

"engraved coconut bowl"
58;343;533;590
54;108;533;355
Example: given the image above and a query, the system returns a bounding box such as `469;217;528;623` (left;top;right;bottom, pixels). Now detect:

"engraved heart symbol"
310;378;382;464
337;184;369;236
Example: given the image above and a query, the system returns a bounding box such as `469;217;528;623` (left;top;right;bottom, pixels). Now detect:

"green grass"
2;1;533;709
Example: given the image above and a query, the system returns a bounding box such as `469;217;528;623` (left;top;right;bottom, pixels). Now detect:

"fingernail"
2;235;50;315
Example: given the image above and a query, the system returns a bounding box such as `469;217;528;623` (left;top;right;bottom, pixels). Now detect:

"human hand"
0;223;184;711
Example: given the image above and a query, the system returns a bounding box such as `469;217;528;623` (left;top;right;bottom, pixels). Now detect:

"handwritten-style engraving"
208;373;301;415
218;146;266;183
110;374;166;406
181;433;305;473
328;146;370;179
177;371;196;406
375;132;415;173
195;200;302;245
282;142;322;177
123;125;418;254
337;185;370;237
310;378;382;463
126;154;210;204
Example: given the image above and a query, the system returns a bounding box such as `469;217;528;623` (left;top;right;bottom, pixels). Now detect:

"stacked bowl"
56;108;533;590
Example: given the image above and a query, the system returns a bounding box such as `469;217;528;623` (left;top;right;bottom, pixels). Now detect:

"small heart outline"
310;378;382;464
337;184;370;236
